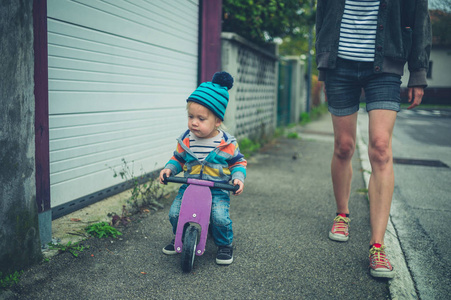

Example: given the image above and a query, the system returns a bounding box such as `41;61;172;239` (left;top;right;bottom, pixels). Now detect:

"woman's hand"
407;87;424;109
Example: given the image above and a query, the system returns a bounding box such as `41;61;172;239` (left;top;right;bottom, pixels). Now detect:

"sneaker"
162;239;177;255
216;245;233;265
369;244;395;278
329;214;350;242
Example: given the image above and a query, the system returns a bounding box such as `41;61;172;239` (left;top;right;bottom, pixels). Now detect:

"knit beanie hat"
187;71;234;121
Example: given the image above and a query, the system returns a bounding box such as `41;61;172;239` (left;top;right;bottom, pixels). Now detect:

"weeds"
287;132;299;139
109;205;131;227
48;241;88;258
85;222;122;239
300;104;328;126
110;159;165;212
239;137;261;158
300;112;311;125
274;127;285;138
309;104;328;120
356;188;368;194
0;271;23;289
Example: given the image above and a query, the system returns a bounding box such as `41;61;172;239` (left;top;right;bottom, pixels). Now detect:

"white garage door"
47;0;199;215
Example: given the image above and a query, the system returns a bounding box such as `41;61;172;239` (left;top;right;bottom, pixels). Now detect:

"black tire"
181;225;198;273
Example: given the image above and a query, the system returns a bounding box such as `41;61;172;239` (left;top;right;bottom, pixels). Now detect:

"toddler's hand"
233;179;244;195
159;169;172;184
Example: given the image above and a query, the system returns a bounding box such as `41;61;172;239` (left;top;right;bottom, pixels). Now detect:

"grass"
85;222;122;239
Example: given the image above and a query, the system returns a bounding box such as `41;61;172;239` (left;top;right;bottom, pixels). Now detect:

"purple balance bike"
163;174;238;272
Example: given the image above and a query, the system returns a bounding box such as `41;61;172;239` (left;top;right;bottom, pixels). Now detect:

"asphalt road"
358;108;451;300
5;113;392;300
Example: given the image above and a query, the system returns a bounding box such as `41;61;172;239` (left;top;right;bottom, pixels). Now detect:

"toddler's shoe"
162;239;177;255
216;245;233;265
369;243;395;278
329;214;350;242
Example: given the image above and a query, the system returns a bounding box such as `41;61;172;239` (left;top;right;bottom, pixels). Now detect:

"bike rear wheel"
181;225;198;273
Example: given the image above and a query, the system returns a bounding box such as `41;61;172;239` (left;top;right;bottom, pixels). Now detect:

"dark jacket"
315;0;431;87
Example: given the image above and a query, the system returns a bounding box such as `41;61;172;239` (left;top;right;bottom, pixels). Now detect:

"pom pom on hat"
187;71;234;121
212;71;233;90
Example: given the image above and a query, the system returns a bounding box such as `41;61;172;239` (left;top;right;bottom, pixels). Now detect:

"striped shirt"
189;131;223;161
338;0;380;62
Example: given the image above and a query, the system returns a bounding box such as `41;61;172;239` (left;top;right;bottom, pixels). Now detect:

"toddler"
159;71;247;265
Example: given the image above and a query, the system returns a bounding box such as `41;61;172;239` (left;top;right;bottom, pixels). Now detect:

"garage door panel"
49;92;189;114
119;0;199;29
49;68;196;88
102;0;198;38
49;79;193;94
50;130;170;170
77;0;198;43
50;151;172;207
50;133;179;184
48;0;197;53
47;43;197;77
48;45;193;75
49;109;176;128
49;56;197;83
48;19;197;66
49;112;181;149
48;31;197;71
50;141;177;189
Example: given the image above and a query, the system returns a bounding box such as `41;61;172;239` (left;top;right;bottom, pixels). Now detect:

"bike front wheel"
181;225;198;273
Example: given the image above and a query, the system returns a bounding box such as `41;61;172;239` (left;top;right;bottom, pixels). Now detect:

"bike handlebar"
163;174;239;193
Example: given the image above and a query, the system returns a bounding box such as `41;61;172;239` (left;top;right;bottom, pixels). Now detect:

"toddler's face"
187;102;221;139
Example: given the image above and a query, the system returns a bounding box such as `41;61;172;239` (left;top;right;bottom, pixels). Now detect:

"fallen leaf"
140;272;147;275
70;218;81;222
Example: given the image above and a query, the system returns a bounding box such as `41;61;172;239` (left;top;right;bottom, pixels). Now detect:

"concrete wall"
221;33;278;140
0;0;42;273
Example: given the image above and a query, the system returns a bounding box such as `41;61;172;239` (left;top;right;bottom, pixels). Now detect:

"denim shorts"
324;58;402;116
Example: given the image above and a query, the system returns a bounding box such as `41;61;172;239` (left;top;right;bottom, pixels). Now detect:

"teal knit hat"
187;72;234;121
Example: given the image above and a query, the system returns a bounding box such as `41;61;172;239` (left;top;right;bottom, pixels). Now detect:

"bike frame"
163;176;238;256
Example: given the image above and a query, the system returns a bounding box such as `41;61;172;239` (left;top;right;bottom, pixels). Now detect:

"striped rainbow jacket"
164;129;247;184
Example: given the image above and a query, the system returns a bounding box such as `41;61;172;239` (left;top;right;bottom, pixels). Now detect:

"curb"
356;115;418;300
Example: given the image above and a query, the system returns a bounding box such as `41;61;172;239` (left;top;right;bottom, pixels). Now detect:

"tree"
430;9;451;46
429;0;451;12
222;0;314;45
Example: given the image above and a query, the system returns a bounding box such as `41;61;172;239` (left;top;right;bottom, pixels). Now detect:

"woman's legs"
367;109;397;245
331;112;358;215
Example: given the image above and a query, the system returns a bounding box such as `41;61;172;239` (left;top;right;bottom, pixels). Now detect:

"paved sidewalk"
5;113;396;300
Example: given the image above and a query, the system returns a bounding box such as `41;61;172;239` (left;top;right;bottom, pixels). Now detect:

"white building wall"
401;47;451;88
